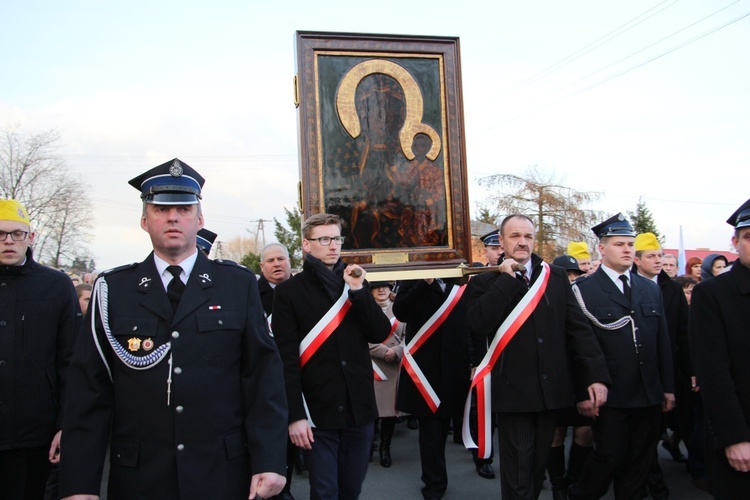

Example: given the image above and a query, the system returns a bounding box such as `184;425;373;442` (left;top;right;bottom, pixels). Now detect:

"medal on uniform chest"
127;337;142;352
142;338;154;351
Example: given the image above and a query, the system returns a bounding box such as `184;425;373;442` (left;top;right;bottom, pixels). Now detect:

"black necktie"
517;270;530;289
167;265;185;312
619;274;631;303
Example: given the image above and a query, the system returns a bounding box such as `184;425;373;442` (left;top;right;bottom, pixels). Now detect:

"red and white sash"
462;263;550;458
299;285;351;367
402;283;467;413
373;316;401;381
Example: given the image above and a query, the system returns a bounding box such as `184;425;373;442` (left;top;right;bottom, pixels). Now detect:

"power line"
487;7;750;128
499;0;680;97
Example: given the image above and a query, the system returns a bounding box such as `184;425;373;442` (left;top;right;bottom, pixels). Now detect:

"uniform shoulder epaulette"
99;262;139;276
573;274;589;285
213;258;253;273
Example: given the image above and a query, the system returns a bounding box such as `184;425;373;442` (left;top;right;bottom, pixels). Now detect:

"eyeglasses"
306;236;345;246
0;230;28;241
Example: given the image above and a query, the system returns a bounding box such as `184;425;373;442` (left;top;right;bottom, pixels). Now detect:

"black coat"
656;270;691;380
392;278;471;417
258;275;274;317
573;267;674;408
60;252;288;499
272;258;390;429
468;254;610;412
0;249;81;451
690;262;750;495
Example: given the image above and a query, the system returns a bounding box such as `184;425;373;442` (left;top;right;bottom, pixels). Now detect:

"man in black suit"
468;214;610;499
0;200;81;500
258;242;293;323
257;242;296;500
568;214;675;500
60;159;288;500
393;277;472;499
689;199;750;498
272;213;390;499
632;232;691;498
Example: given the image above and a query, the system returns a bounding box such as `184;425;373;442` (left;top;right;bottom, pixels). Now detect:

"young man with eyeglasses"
0;199;81;499
272;213;390;499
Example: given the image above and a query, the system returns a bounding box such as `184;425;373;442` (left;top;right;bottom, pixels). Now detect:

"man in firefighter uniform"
60;159;288;500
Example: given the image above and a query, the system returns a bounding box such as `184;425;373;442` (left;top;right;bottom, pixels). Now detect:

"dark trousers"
305;419;374;500
0;447;51;500
569;405;661;500
496;410;558;500
417;415;452;500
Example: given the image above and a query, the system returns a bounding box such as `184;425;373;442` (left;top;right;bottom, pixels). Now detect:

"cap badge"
142;338;154;351
617;214;624;221
127;337;142;352
169;159;183;177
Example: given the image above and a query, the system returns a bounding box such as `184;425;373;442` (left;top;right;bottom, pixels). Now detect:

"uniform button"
637;344;643;349
341;361;347;367
0;321;6;327
541;374;547;380
171;331;180;339
176;405;184;413
337;405;344;412
177;444;185;451
218;319;223;325
537;338;543;343
0;282;6;287
174;367;182;375
639;361;644;366
0;360;5;366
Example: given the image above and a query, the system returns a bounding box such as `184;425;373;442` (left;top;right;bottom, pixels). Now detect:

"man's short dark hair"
302;213;342;239
499;214;534;237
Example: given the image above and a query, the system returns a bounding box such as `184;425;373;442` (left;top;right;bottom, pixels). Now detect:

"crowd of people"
1;157;749;500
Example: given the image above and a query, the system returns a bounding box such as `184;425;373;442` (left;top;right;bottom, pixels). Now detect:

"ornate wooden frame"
295;31;470;272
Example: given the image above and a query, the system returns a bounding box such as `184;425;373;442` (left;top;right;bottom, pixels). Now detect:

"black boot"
566;442;592;486
547;445;567;500
379;417;395;467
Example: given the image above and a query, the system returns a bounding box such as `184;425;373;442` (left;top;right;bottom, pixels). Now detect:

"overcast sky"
2;0;748;270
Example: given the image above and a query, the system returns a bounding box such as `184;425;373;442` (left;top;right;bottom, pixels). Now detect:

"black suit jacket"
468;254;610;412
61;252;288;499
272;258;390;429
690;262;750;495
258;275;275;317
393;278;471;417
574;267;674;408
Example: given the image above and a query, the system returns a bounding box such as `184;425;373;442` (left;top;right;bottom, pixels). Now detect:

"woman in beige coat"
369;282;406;467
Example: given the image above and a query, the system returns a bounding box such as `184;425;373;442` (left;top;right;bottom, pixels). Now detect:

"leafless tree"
477;165;602;261
0;123;93;267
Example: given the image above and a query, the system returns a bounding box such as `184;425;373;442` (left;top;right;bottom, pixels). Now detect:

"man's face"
302;224;342;267
140;204;203;261
484;245;502;266
576;259;592;273
635;249;662;279
499;217;535;265
0;221;34;266
661;255;678;278
78;289;92;315
733;227;750;269
260;246;292;285
599;236;635;273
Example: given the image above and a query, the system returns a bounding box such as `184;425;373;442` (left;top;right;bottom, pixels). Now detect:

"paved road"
288;422;711;499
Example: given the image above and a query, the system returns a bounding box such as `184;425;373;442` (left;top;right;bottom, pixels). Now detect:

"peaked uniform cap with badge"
128;158;205;205
727;198;750;229
591;213;635;239
552;254;584;275
634;232;661;252
480;229;500;247
197;228;218;254
0;199;31;226
567;241;590;260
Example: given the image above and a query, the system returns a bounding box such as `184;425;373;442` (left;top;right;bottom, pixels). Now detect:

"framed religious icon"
295;31;471;274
